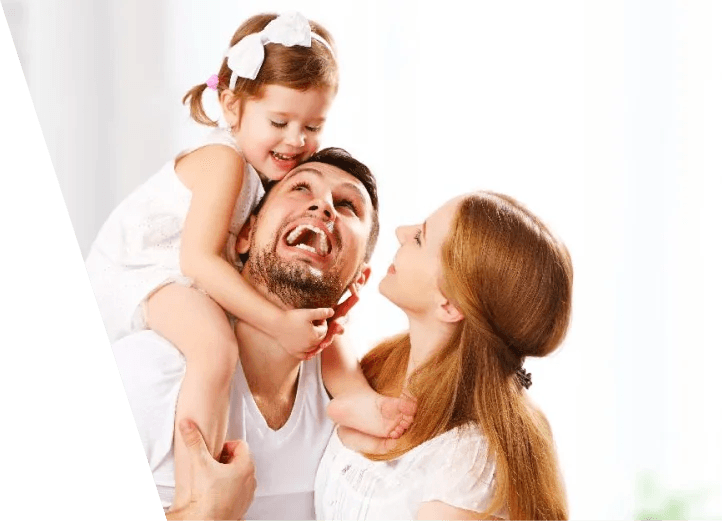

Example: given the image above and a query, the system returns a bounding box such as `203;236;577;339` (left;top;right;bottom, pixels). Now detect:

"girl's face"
230;84;334;182
379;197;462;316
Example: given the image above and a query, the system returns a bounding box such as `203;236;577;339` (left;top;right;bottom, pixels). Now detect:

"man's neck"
236;268;300;390
233;272;304;429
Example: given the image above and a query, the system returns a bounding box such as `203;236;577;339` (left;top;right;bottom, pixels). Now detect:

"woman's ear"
437;298;465;324
220;89;241;129
235;215;255;255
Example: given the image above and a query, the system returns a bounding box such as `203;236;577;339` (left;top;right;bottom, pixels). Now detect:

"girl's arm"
318;286;366;395
320;288;416;438
323;337;415;438
176;145;332;355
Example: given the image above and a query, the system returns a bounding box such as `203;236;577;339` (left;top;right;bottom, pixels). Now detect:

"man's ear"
235;215;255;255
220;89;241;129
349;264;371;294
436;297;465;324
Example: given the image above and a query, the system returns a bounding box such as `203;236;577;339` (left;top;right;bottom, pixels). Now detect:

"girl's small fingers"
332;324;345;336
304;345;324;360
314;323;329;339
334;294;359;320
308;308;335;321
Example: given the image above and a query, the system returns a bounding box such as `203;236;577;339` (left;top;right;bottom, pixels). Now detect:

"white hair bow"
225;11;334;89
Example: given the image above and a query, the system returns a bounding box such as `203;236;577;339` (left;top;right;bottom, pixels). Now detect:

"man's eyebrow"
284;167;323;182
284;167;369;207
339;182;368;208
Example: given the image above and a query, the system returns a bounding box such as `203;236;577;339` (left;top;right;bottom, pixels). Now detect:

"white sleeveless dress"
85;128;265;343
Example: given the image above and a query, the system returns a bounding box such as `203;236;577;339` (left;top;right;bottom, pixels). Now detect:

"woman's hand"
166;419;256;520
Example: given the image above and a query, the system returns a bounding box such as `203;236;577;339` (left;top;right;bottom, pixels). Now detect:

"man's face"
242;162;374;309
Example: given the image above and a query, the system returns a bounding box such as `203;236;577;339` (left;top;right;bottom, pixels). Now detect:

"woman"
314;191;573;520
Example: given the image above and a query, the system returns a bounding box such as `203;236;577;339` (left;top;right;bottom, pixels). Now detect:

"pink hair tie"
206;74;219;90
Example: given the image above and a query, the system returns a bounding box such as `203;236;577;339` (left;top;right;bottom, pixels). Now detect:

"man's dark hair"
253;147;380;262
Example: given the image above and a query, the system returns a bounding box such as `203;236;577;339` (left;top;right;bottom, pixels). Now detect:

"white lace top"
314;424;507;520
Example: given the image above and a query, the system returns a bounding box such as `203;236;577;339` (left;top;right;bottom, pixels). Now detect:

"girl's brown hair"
183;13;338;127
361;191;573;520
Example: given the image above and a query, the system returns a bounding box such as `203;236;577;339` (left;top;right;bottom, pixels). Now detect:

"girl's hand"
302;285;361;360
274;307;334;358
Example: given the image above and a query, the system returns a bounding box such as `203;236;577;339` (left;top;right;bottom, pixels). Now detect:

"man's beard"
245;238;348;309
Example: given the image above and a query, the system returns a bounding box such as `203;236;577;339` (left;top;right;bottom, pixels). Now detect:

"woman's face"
379;196;462;316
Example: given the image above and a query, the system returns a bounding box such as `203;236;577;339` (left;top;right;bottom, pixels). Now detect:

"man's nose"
308;197;336;221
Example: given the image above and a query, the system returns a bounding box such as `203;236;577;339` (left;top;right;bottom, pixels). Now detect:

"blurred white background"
2;0;721;518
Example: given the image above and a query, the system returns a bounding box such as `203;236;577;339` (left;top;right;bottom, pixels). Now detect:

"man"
112;148;380;519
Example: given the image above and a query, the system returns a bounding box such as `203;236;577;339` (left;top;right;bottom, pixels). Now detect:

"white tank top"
111;330;333;520
227;355;334;519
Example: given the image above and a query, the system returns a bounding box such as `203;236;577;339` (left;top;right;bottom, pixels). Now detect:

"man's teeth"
272;151;297;161
294;243;317;254
285;224;330;255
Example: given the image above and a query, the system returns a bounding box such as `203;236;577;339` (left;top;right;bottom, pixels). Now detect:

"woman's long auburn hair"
183;13;338;127
361;191;573;520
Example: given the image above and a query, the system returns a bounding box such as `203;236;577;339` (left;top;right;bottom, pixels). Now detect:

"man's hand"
166;419;256;520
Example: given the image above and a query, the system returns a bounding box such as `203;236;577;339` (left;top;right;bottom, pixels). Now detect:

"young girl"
85;11;414;509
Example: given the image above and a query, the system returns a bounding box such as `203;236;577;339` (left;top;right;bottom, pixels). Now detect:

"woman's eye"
414;230;422;245
305;125;322;133
271;120;287;128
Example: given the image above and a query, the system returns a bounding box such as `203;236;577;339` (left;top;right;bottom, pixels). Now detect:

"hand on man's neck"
231;269;306;430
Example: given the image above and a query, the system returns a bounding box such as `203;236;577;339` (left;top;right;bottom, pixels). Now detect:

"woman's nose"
396;225;413;243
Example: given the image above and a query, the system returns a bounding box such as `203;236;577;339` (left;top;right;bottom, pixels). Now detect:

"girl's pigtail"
182;83;218;127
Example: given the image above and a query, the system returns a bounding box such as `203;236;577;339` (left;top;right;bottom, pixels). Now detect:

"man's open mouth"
284;223;332;257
